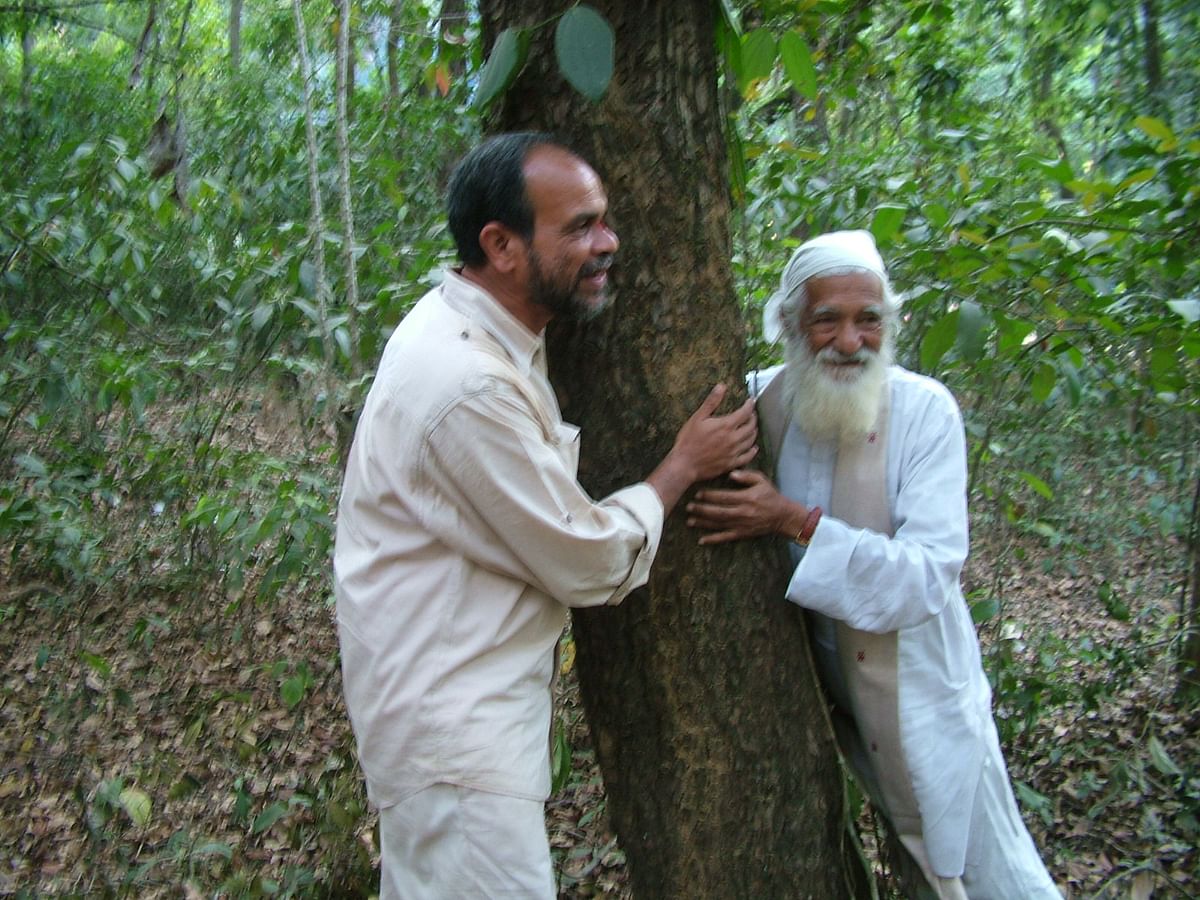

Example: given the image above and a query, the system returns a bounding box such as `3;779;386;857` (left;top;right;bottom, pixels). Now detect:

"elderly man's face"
796;272;886;381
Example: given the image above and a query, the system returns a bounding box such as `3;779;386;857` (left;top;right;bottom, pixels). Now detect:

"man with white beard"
687;231;1061;899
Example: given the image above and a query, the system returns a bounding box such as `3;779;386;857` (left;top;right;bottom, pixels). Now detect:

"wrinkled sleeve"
417;382;663;609
784;390;969;632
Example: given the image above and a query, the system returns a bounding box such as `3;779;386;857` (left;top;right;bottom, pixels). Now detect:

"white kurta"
754;364;1060;897
335;270;664;810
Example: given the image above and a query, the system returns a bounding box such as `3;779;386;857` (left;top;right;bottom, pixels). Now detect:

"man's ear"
478;222;524;274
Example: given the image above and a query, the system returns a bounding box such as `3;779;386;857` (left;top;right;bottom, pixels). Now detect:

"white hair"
762;229;902;344
776;264;900;346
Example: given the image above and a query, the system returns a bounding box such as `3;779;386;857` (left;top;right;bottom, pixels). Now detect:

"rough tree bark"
480;2;863;897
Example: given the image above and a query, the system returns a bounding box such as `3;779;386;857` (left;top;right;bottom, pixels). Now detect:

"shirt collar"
439;268;545;377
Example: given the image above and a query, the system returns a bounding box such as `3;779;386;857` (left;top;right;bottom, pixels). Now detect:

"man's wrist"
646;451;695;514
792;506;822;546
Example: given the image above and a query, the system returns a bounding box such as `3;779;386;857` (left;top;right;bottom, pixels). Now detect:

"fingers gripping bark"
645;384;759;514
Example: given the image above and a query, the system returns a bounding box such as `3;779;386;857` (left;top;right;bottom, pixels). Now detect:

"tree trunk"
386;0;401;112
344;2;356;122
480;2;861;897
1140;0;1164;116
335;0;362;378
1178;469;1200;698
19;2;35;136
291;0;337;423
229;0;243;73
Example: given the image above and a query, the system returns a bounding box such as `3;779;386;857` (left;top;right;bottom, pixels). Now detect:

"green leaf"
251;303;274;333
169;774;202;800
1030;362;1056;403
717;0;742;37
334;325;351;360
1166;298;1199;324
280;675;306;709
1098;581;1130;622
554;5;614;103
1147;735;1183;778
779;31;817;99
716;9;742;78
969;597;1000;624
739;29;777;93
1149;345;1179;388
954;299;988;360
920;310;958;371
1014;780;1054;827
116;157;138;182
922;201;949;228
1060;360;1082;406
252;802;289;835
870;204;907;243
1018;471;1053;500
82;651;112;678
475;28;528;109
298;260;316;297
291;298;320;324
1117;168;1156;192
550;719;571;794
15;452;48;477
1031;155;1074;183
119;787;152;827
1134;115;1176;146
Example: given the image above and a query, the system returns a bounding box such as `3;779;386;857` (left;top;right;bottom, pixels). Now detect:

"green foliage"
2;0;1198;894
476;3;614;108
554;5;614;103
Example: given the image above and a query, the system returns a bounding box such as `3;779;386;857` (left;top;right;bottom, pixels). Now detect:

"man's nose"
593;223;619;255
832;321;863;355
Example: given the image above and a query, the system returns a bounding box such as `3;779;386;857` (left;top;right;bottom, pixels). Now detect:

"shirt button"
460;330;469;339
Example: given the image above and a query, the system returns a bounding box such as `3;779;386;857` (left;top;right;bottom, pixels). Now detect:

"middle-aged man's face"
797;272;886;382
521;146;620;320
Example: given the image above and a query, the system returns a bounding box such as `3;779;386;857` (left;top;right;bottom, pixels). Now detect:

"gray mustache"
580;255;614;278
817;348;876;364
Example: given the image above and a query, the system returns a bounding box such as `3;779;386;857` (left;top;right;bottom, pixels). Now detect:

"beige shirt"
334;270;664;808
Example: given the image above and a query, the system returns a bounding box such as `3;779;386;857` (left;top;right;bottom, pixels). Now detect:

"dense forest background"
1;0;1197;897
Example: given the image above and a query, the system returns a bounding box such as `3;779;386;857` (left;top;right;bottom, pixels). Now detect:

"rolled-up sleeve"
418;383;664;609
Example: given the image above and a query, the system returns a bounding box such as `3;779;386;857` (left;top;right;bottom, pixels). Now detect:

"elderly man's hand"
686;469;808;545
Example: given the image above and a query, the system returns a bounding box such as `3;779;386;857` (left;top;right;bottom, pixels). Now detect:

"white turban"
762;229;891;344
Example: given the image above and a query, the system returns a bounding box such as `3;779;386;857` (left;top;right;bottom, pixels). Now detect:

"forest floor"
0;403;1196;898
544;521;1199;899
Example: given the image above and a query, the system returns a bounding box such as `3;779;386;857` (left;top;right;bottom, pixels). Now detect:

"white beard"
783;339;892;443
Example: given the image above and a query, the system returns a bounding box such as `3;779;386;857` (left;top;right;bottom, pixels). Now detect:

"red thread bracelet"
794;506;822;546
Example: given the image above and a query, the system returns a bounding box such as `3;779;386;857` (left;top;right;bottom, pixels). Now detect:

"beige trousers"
378;783;555;899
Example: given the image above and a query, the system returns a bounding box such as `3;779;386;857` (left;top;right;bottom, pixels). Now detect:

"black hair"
445;132;571;267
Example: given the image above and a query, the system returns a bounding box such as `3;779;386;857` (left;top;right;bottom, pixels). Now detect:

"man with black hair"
334;133;757;898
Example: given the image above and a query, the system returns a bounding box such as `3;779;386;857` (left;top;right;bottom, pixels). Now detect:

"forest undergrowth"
0;387;1195;899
